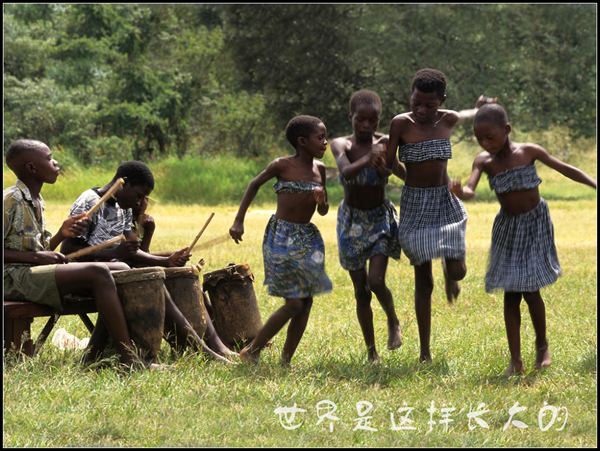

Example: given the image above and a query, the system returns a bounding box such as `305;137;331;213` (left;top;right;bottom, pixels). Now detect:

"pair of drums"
111;265;206;361
111;263;263;359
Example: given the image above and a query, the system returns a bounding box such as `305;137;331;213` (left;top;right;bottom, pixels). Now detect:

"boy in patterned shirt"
3;139;159;369
60;161;235;363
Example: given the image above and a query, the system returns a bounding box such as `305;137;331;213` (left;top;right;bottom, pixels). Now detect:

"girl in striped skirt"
451;103;596;376
386;68;496;363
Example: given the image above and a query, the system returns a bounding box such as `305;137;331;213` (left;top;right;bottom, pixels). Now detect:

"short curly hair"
474;103;509;128
5;139;46;171
113;161;155;190
285;115;324;149
349;90;382;115
412;68;447;101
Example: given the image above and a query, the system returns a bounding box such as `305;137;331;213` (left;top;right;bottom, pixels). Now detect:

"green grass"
3;195;596;447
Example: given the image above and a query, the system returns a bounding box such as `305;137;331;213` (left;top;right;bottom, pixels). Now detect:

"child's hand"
475;95;498;109
313;186;327;206
167;247;190;267
35;251;70;265
140;213;156;234
368;143;386;170
449;178;463;198
60;213;89;238
114;239;140;259
229;222;244;244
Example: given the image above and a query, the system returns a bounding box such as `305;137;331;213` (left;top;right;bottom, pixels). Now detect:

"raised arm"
229;159;281;244
453;95;498;124
530;145;597;189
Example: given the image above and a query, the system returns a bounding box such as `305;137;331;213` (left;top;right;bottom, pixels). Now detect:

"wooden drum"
163;266;207;339
202;263;263;349
112;267;166;361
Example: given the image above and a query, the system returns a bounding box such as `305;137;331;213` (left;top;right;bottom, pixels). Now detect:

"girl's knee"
286;298;306;316
446;260;467;281
367;274;387;295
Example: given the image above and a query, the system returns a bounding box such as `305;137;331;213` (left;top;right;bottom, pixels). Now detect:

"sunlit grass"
4;196;596;447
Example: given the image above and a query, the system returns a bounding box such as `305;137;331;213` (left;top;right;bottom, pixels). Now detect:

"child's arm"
4;248;69;265
229;159;281;244
452;95;498;124
49;213;89;251
391;157;407;181
530;144;597;189
137;214;155;253
315;163;329;216
330;136;376;180
60;234;140;261
450;154;487;200
385;115;404;170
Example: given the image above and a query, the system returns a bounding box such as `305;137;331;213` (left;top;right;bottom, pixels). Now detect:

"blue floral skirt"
263;215;332;298
336;199;401;271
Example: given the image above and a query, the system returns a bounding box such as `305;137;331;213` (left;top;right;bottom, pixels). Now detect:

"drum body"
112;267;166;361
202;263;263;349
164;266;207;339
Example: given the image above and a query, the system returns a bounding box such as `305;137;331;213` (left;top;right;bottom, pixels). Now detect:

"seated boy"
59;161;236;362
3;139;159;370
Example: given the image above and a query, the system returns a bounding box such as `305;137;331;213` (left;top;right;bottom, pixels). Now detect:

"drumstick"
185;212;215;256
85;178;125;218
65;234;125;260
193;233;231;251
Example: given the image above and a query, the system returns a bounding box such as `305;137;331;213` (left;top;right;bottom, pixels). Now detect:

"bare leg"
163;288;233;364
201;292;238;357
369;254;402;351
55;263;138;366
240;298;305;365
442;258;466;304
523;291;551;370
281;298;313;366
503;292;526;376
81;316;110;364
348;267;379;363
414;261;433;363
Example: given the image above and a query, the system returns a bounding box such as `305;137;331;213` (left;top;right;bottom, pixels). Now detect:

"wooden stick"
193;233;230;251
65;234;125;260
85;178;125;218
185;212;215;256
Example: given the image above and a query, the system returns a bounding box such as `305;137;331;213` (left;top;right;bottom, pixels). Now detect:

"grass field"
3;192;596;447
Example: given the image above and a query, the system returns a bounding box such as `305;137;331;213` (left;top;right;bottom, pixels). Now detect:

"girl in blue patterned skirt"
229;115;332;366
451;104;596;376
330;90;406;363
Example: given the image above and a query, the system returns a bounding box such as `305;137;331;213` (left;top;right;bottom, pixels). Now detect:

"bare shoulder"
473;151;494;169
330;135;352;154
390;113;412;131
439;109;459;125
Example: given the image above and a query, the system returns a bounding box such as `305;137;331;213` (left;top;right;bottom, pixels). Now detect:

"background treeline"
4;3;596;168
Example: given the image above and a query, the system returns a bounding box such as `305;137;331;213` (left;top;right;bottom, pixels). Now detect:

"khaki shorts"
4;265;64;311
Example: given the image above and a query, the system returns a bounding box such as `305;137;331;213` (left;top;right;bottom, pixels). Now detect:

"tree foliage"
3;4;596;166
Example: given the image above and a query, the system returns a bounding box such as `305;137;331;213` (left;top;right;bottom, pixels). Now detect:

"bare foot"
419;354;432;364
533;346;551;370
502;360;526;376
387;323;403;350
368;349;381;364
239;347;260;365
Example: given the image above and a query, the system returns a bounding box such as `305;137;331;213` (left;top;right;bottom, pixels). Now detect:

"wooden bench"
4;297;97;357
